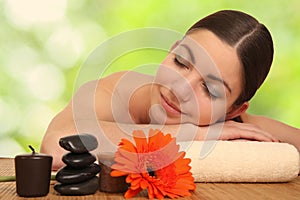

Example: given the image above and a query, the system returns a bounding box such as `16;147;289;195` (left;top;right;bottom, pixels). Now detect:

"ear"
225;102;249;120
170;40;181;52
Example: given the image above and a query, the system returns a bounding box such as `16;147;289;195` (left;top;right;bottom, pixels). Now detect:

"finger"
226;122;279;142
250;129;279;142
237;131;274;142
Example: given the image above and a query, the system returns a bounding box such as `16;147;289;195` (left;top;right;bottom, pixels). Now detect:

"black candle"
15;145;53;197
98;153;128;193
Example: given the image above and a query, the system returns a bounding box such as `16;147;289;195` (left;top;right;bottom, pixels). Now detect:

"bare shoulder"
99;71;153;90
240;113;267;123
240;113;251;123
94;71;153;121
77;71;144;93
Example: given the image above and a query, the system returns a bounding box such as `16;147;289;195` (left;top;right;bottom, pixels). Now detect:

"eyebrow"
207;74;232;93
179;44;196;64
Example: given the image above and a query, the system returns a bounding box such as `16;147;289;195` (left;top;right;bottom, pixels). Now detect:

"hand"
202;120;279;142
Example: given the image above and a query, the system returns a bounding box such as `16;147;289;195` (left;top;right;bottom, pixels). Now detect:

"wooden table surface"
1;158;300;200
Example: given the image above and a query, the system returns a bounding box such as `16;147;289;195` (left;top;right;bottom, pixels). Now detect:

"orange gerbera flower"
111;129;196;199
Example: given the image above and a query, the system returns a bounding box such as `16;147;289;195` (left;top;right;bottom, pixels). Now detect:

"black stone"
56;163;101;184
62;152;96;169
54;176;99;195
59;134;98;153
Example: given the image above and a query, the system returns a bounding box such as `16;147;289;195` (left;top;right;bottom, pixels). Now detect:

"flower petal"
147;183;155;199
140;178;149;189
119;138;137;152
152;183;165;199
148;130;172;151
110;169;128;177
130;177;143;189
124;188;142;199
114;154;138;172
111;163;136;175
133;130;148;153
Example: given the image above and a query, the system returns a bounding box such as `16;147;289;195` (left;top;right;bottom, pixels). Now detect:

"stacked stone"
54;134;101;195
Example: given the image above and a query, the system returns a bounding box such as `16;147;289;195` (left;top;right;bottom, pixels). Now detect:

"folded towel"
180;141;299;182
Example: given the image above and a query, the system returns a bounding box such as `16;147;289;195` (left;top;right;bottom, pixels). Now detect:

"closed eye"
202;82;222;100
204;84;215;100
174;54;189;69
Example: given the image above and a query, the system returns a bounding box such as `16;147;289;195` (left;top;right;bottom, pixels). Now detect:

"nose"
170;74;197;102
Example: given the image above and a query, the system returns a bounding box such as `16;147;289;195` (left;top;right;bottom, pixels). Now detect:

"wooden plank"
1;158;299;199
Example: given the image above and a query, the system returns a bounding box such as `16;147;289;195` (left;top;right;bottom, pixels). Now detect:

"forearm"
242;113;300;151
40;114;79;170
41;118;205;170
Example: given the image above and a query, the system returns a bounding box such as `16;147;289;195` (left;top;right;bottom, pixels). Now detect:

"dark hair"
187;10;274;106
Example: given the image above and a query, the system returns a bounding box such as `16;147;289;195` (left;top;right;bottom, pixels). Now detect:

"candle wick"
28;145;35;153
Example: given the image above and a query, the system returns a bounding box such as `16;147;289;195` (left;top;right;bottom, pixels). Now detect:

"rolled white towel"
179;141;299;182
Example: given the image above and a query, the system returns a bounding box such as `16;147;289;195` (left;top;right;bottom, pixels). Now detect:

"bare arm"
41;111;204;170
241;113;300;151
41;109;278;171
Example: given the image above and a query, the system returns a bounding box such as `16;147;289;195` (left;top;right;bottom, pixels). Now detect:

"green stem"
0;176;15;182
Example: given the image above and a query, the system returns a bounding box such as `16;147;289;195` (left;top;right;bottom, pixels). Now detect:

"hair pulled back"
187;10;274;105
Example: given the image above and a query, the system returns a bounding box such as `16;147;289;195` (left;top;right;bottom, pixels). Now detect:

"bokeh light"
45;26;84;68
4;0;67;28
0;98;20;136
24;63;65;101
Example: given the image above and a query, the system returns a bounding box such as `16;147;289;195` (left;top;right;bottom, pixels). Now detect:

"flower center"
147;166;155;177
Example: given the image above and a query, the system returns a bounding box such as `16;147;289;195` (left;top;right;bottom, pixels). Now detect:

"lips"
160;93;181;115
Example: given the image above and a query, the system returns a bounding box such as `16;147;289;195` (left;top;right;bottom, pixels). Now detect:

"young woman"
41;10;300;170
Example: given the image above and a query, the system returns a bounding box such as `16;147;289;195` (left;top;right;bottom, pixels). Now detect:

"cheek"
155;62;178;86
193;96;228;125
196;98;213;125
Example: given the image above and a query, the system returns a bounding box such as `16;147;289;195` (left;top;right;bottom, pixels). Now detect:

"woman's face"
150;29;243;126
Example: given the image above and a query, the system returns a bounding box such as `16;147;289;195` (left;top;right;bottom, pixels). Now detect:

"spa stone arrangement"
54;134;101;195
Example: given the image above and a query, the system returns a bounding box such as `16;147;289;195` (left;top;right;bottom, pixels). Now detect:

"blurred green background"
0;0;299;156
